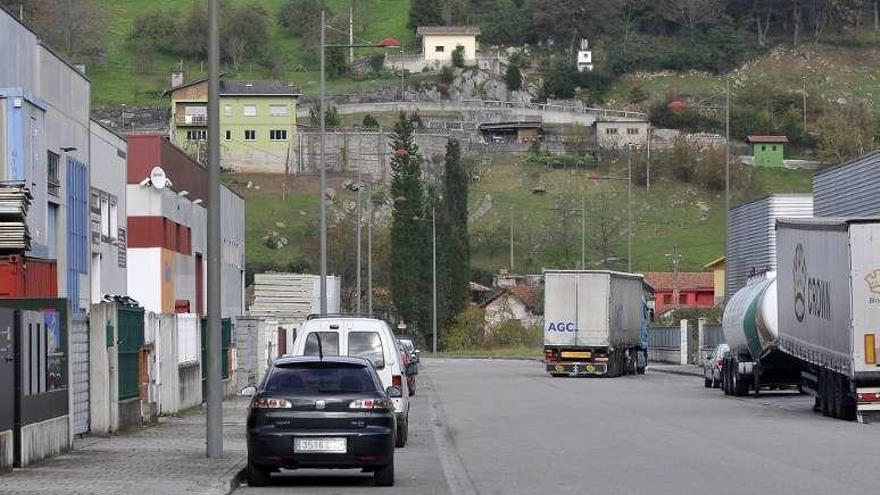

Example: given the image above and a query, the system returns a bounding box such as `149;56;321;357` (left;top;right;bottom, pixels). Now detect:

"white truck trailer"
543;270;650;377
721;218;880;421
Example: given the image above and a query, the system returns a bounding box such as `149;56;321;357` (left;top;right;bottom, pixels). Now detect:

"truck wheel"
820;370;832;417
722;360;731;396
839;375;857;421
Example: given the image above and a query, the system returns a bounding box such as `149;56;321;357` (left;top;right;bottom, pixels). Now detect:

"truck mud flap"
547;362;607;376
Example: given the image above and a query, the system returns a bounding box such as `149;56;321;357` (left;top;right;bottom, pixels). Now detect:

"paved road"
237;358;880;495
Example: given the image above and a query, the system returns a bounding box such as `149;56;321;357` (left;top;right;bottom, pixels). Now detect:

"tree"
657;0;725;32
451;45;465;68
1;0;106;62
278;0;329;66
505;63;523;91
309;104;341;127
438;140;471;328
222;2;271;67
408;0;444;31
361;114;380;129
126;9;180;56
390;113;432;338
178;0;209;59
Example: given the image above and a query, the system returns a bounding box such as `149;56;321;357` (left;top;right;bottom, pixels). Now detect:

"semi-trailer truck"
543;270;650;377
721;217;880;421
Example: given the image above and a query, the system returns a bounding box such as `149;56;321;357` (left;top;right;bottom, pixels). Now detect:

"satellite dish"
150;167;167;189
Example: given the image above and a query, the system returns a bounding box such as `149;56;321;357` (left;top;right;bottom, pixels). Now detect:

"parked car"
241;355;398;487
290;315;416;447
704;343;729;388
398;337;420;363
397;339;417;396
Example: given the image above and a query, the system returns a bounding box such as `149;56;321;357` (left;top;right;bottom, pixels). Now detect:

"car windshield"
348;331;384;363
400;339;415;353
264;364;378;394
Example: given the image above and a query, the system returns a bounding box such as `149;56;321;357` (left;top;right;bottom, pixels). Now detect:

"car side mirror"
372;357;385;370
240;386;257;397
406;362;419;376
386;385;402;398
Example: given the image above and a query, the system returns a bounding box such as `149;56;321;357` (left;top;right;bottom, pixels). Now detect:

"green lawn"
91;0;412;106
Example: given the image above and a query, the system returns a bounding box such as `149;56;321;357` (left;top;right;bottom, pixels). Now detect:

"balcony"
175;114;208;126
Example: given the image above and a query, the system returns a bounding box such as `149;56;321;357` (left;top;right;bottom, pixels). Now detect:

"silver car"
703;343;729;388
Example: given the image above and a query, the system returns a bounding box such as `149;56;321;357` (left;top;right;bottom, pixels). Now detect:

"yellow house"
417;26;480;66
703;257;725;304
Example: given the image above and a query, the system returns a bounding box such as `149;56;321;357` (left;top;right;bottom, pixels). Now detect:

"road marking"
423;371;480;495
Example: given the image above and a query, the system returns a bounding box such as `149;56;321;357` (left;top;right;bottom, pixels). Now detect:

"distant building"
702;257;725;304
168;77;301;173
126;134;245;318
482;286;542;330
479;121;542;143
643;272;715;315
418;26;480;66
747;135;787;167
89;120;128;302
576;38;593;72
594;118;650;150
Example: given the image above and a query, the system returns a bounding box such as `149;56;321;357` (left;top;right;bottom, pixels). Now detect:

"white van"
290;315;413;447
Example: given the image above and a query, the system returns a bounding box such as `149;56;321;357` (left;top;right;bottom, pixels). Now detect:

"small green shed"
747;135;788;167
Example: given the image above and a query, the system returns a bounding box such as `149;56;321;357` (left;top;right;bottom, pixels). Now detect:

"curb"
221;457;248;494
650;366;704;378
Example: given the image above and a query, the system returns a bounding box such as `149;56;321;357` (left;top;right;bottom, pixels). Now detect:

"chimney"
171;71;184;88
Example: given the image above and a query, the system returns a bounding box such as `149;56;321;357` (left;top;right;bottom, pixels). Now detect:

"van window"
303;332;340;356
348;332;383;363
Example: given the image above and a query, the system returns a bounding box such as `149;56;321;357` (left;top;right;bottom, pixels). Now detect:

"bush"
443;307;486;351
505;64;522;92
438;66;455;85
485;320;542;348
451;45;465;68
361;114;380;129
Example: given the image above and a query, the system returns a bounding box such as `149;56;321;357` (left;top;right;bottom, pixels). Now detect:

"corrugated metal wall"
727;194;813;296
66;157;90;435
814;152;880;216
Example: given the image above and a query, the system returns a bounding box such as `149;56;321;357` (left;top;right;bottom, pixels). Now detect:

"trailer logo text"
546;322;579;332
793;243;832;323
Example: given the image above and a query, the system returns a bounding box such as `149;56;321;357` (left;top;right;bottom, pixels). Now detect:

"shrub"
443;307;486;351
505;64;522;92
451;45;465;68
361;114;380;129
485;320;542;348
438;66;455;85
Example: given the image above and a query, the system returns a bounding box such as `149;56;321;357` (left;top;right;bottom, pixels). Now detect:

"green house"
747;135;788;167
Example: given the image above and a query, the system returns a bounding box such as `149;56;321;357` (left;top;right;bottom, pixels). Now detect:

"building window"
244;130;256;141
678;294;687;305
184;106;207;124
772;145;777;151
435;45;445;53
269;129;288;141
22;313;65;395
243;105;257;117
761;145;766;151
269;105;287;116
225;130;231;140
605;128;619;135
627;128;640;135
186;129;207;141
224;104;232;116
47;151;60;196
663;294;672;304
109;198;118;240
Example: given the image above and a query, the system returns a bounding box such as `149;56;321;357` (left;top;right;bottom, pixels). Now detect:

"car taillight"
253;397;292;409
545;349;558;361
716;358;723;368
857;392;880;403
349;398;393;411
392;375;402;388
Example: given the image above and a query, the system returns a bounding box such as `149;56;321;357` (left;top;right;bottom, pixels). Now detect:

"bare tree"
658;0;724;32
226;35;247;70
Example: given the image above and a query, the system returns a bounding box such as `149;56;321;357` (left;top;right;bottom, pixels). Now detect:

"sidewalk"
649;363;704;377
0;399;248;495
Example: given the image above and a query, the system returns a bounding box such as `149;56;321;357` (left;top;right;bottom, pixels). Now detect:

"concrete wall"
221;185;245;318
595;120;649;150
89;302;120;434
0;429;12;471
18;415;69;467
235;316;279;391
179;363;202;410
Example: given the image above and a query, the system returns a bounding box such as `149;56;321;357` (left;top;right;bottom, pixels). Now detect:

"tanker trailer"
720;273;802;396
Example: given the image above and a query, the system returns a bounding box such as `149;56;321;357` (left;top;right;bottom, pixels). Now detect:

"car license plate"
561;351;591;359
294;437;347;454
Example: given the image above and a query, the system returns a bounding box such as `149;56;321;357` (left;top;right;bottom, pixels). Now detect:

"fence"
648;320;727;365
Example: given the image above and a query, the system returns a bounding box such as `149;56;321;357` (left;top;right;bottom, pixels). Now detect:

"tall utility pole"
205;0;223;459
367;182;373;314
349;1;354;64
667;246;682;308
509;209;514;271
432;205;437;354
355;184;362;313
646;127;651;192
627;156;633;273
580;196;586;269
319;10;328;314
802;71;807;131
724;79;731;300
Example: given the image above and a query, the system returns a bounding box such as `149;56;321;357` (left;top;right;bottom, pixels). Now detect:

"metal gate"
117;307;144;400
69;314;89;435
201;318;232;400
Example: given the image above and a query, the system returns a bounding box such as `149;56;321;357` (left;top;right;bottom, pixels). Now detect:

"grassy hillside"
91;0;412;106
226;155;814;283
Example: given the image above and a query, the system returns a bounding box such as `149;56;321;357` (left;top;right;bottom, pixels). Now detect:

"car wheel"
395;416;407;448
374;459;395;486
247;458;271;487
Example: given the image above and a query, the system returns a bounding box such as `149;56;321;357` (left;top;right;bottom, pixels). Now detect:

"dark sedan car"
242;356;399;487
